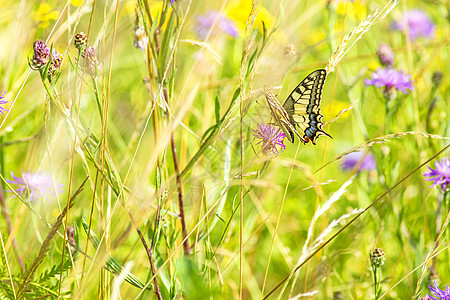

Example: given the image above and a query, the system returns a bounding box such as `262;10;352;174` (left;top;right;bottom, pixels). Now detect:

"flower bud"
377;43;395;68
370;248;385;269
74;32;88;50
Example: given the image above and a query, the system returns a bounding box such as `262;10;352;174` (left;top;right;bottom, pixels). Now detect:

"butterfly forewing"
282;69;332;144
263;86;307;143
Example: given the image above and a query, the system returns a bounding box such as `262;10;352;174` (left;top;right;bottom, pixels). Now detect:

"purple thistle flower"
0;91;8;115
196;11;238;40
427;281;450;300
392;10;435;40
341;151;376;171
423;158;450;192
7;171;63;203
365;68;414;95
30;40;51;70
30;40;62;82
253;123;286;155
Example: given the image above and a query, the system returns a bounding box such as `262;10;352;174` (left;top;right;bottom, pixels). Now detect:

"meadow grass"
0;0;449;299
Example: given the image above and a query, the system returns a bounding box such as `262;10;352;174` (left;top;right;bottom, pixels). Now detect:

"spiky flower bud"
74;32;88;50
284;43;297;58
370;248;385;269
47;50;62;82
431;71;443;87
30;40;51;70
67;226;76;246
428;267;439;286
377;43;395;68
133;26;148;52
81;46;99;77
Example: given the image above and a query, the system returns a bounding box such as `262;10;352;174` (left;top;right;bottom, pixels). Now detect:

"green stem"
179;87;240;179
372;267;379;299
91;77;103;123
385;99;391;135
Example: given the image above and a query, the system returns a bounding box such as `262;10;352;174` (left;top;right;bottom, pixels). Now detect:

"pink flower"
7;171;63;202
423;158;450;192
392;10;435;40
365;68;413;94
253;123;286;155
427;281;450;300
196;11;238;39
0;91;8;115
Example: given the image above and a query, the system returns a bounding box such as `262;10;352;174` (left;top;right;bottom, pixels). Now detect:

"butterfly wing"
282;69;332;145
263;86;306;143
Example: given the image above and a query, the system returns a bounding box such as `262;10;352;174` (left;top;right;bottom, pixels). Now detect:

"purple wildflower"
30;40;51;70
341;151;376;171
7;171;63;203
427;281;450;300
30;40;62;82
423;158;450;192
392;10;435;40
253;123;286;155
0;91;8;115
196;11;238;40
377;43;395;68
365;68;414;95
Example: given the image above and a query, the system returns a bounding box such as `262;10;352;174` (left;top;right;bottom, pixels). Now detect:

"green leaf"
214;94;221;123
245;48;259;80
262;20;267;45
80;218;151;291
201;124;216;142
157;11;176;77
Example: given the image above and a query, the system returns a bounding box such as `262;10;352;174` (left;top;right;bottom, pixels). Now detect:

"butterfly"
264;69;332;145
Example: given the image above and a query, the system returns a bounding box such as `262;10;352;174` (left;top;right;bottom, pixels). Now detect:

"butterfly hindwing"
282;69;332;144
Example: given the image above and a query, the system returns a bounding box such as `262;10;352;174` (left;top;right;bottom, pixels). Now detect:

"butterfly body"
264;69;332;145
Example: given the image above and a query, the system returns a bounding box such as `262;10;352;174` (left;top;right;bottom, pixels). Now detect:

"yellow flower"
70;0;83;7
367;61;378;72
305;29;327;51
34;2;59;28
335;0;367;21
325;99;350;122
226;0;275;35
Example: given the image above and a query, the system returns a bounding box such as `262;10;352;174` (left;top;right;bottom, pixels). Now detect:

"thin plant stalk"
162;86;190;255
372;264;381;299
0;183;25;273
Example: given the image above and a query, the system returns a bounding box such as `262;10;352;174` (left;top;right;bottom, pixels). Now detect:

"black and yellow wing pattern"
263;86;307;144
282;69;332;144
